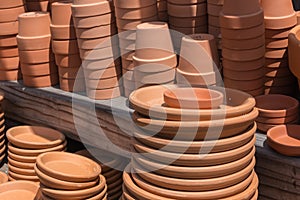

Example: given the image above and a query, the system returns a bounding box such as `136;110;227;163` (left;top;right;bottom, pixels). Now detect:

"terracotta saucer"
6;126;65;149
0;171;8;184
0;181;39;199
41;175;106;199
36;152;101;182
8;170;39;182
8;156;35;169
267;125;300;156
8;163;36;176
129;85;256;121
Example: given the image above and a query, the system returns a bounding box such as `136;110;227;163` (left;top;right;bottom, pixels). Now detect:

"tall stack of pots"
261;0;298;96
0;1;25;80
220;0;265;97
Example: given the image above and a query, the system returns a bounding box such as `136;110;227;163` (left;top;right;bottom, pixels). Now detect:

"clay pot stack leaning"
51;1;85;92
76;149;127;199
114;0;158;97
124;85;259;199
288;25;300;91
177;33;221;87
17;12;59;88
0;181;40;199
6;126;67;182
157;0;168;22
220;0;265;97
0;1;25;81
261;0;298;96
35;152;108;199
72;0;122;100
0;95;6;165
131;22;176;91
255;94;299;133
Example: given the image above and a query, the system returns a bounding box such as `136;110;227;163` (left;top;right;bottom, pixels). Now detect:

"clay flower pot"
16;35;51;51
115;5;157;20
0;6;25;23
75;23;117;39
0;181;40;199
73;12;115;28
18;49;54;64
18;12;51;37
86;76;120;90
55;54;82;68
21;62;57;76
71;1;113;17
176;68;218;86
221;23;264;40
0;47;19;58
59;77;86;92
50;24;77;40
51;1;73;26
52;39;79;55
0;57;20;70
0;35;18;47
288;25;300;82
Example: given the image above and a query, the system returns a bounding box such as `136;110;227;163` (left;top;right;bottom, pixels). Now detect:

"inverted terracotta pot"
221;23;264;40
21;62;57;76
86;76;120;90
288;25;300;79
223;67;265;81
55;53;82;68
167;2;207;18
222;0;260;16
0;35;17;47
75;24;117;39
50;24;77;40
71;1;113;17
134;68;176;86
59;77;86;92
0;21;18;36
0;181;39;199
222;35;265;50
16;35;51;51
265;67;292;78
0;56;19;70
19;49;54;64
25;1;50;12
114;0;156;8
0;47;19;58
84;66;121;80
52;39;79;55
0;6;25;23
58;66;83;79
23;74;58;88
73;13;115;28
222;46;265;61
169;25;208;35
77;36;119;50
83;57;120;70
86;87;121;100
79;46;119;60
116;15;158;30
115;5;157;20
51;1;73;26
224;77;264;91
265;76;296;87
168;15;207;28
0;69;21;81
18;12;51;37
0;0;24;9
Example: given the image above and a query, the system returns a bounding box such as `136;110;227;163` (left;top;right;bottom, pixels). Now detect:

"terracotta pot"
176;68;218;86
0;171;8;184
19;49;54;64
0;21;18;36
51;1;73;26
16;35;51;51
73;12;115;28
0;0;24;9
59;67;83;79
167;2;207;18
221;23;264;40
223;67;265;81
0;6;25;23
52;39;79;55
26;1;50;12
288;25;300;79
115;5;157;20
169;25;208;35
84;66;121;80
222;0;260;16
79;46;119;60
224;77;264;91
265;28;291;39
133;62;175;76
267;125;300;156
0;35;17;47
23;74;59;88
222;35;265;50
55;54;82;68
21;62;57;76
0;47;18;58
71;1;113;17
77;36;119;50
86;76;120;89
0;56;19;70
75;24;117;39
0;181;39;199
0;69;21;81
83;57;120;70
116;15;158;30
265;76;296;87
59;77;86;92
222;46;265;61
86;87;122;99
50;24;77;40
168;15;207;28
265;67;292;78
18;12;51;37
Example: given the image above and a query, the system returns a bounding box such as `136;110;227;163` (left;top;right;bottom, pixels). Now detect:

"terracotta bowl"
52;39;79;55
0;171;8;184
6;126;65;149
36;152;101;182
18;12;51;37
71;1;113;17
18;49;54;64
23;74;59;88
16;35;51;51
255;94;299;118
267;125;300;156
50;24;77;40
73;12;115;28
0;181;40;199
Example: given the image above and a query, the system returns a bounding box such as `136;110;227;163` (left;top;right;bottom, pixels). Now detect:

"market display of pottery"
177;33;221;87
35;152;107;199
76;149;127;200
125;84;259;199
51;1;85;92
72;0;122;100
261;0;298;96
6;126;67;182
255;94;299;132
0;1;25;81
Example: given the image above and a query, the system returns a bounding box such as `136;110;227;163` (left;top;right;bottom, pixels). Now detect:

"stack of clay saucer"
157;0;168;22
17;12;58;88
261;0;298;96
76;149;127;199
177;34;221;87
72;0;122;100
124;85;259;199
0;1;25;81
51;1;85;92
131;22;176;91
0;95;5;165
220;0;265;97
255;94;299;133
6;126;66;182
35;152;107;199
0;181;41;199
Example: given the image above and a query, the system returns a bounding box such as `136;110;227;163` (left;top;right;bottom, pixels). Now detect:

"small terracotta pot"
18;12;51;37
224;77;264;91
167;2;207;18
82;57;120;70
23;74;59;87
169;25;208;35
115;5;157;20
0;56;19;70
86;87;121;100
77;36;119;50
116;15;158;30
0;0;24;9
84;66;121;80
52;39;79;55
222;0;260;15
133;54;177;68
21;62;57;76
0;69;21;81
221;23;264;40
223;67;265;81
168;15;207;28
73;13;115;28
0;47;19;58
134;68;176;86
0;21;18;36
19;49;54;64
59;77;86;92
71;1;113;17
75;24;117;39
265;28;291;39
26;1;50;12
50;24;77;40
222;35;265;50
86;76;120;90
58;66;83;79
222;46;265;61
55;54;82;68
176;68;218;86
114;0;156;8
16;35;51;51
51;1;73;26
0;35;17;47
288;25;300;80
0;6;25;23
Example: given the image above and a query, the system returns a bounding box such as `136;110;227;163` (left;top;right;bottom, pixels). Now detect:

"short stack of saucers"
0;95;5;165
6;126;67;182
261;0;298;96
157;0;168;22
255;94;299;133
35;152;108;199
0;1;25;81
51;1;85;92
76;148;128;200
72;0;122;100
123;85;259;199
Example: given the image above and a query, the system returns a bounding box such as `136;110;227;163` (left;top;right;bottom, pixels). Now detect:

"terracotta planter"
116;15;158;30
0;69;21;81
52;39;79;55
0;47;19;58
75;24;117;39
265;38;288;49
288;25;300;80
58;66;83;79
71;1;113;17
0;35;17;47
115;5;157;20
18;12;51;37
86;76;120;90
222;46;265;61
168;15;207;28
221;23;264;40
55;54;82;68
86;87;122;100
23;74;59;88
222;35;265;50
84;66;121;80
18;49;54;64
0;6;25;23
265;28;291;39
0;21;18;36
16;35;51;51
167;2;207;18
51;1;73;26
0;56;19;70
73;13;115;28
21;62;57;76
0;181;40;199
0;0;24;9
133;54;177;67
50;24;77;40
223;67;265;81
59;77;86;92
208;15;220;27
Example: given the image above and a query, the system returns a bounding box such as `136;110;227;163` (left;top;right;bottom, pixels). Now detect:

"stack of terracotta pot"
132;22;176;90
17;12;58;88
261;0;298;96
0;1;25;81
220;0;265;97
6;126;66;182
0;181;40;199
124;85;259;199
76;149;126;199
114;0;158;97
157;0;168;22
167;0;208;35
51;1;84;92
0;95;5;165
72;0;122;100
35;152;107;199
289;25;300;90
177;34;221;87
255;94;299;133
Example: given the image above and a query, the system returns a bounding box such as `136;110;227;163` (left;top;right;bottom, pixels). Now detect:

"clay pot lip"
264;12;297;29
6;126;65;149
176;68;217;76
132;54;177;65
36;152;101;182
255;94;299;117
163;88;224;109
18;11;49;19
8;170;39;181
0;180;39;195
0;171;8;184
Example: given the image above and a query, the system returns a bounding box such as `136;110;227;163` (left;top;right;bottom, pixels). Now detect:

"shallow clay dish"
163;88;223;109
36;152;101;182
6;126;65;149
0;181;39;199
129;85;256;121
0;171;8;184
267;125;300;156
